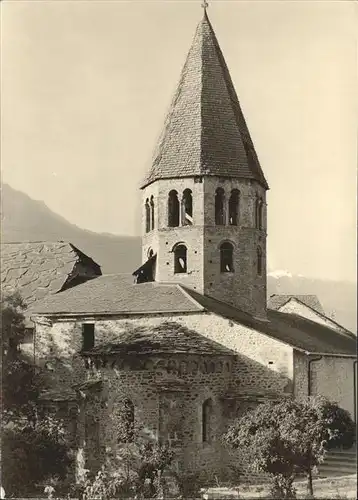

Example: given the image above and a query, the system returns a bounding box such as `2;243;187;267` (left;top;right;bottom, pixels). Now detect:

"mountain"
2;183;356;333
1;183;142;274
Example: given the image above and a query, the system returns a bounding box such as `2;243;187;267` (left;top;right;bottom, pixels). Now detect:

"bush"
223;396;355;499
2;415;72;496
1;292;73;497
75;441;175;499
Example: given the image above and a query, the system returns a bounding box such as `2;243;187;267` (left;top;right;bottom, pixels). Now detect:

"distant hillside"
1;183;142;274
2;183;356;333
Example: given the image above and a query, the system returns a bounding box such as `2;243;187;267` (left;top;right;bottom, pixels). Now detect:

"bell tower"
138;10;269;319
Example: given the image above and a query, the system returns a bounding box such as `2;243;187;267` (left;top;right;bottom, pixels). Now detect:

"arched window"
258;199;263;230
145;199;150;233
121;399;134;443
255;197;263;230
215;188;225;225
181;189;193;226
202;398;213;443
174;244;187;273
257;246;263;276
220;242;234;273
147;247;154;258
150;196;155;230
168;190;180;227
229;189;240;226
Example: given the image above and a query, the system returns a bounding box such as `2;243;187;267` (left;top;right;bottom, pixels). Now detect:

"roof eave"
30;308;207;320
140;173;269;191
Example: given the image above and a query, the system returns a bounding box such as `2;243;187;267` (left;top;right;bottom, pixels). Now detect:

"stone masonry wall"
34;311;293;398
293;350;356;419
84;358;233;479
141;177;267;317
203;177;267;319
33;311;293;480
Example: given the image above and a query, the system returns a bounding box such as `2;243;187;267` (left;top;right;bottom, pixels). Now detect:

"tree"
223;396;355;499
1;292;73;496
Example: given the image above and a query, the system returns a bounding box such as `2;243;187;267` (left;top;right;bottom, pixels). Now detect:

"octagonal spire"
141;11;268;190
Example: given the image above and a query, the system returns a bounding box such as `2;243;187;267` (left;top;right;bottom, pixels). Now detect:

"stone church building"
29;10;356;480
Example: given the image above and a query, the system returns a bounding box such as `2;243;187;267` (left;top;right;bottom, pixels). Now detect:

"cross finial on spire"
201;0;209;10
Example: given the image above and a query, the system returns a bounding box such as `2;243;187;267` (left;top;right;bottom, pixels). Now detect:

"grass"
203;474;357;499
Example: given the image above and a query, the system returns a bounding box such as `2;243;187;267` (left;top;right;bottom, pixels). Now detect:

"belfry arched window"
202;398;213;443
168;190;180;227
229;189;240;226
255;197;263;230
258;200;263;230
150;196;155;230
145;199;150;233
257;246;263;276
215;188;225;225
220;242;234;273
181;189;193;226
174;244;187;274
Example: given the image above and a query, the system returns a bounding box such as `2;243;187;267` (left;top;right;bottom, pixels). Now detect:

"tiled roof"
1;241;101;307
268;294;325;315
30;274;204;316
83;321;234;357
183;288;356;356
141;11;268;189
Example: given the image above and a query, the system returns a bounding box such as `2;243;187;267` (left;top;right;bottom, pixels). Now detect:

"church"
29;9;356;480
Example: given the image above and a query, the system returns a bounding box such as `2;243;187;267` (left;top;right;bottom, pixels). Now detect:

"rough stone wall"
278;300;352;337
203;177;267;318
142;178;205;292
141;177;267;317
293;351;356;419
34;311;292;398
33;311;294;480
34;318;87;391
86;358;233;478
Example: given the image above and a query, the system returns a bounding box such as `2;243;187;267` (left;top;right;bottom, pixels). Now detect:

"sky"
1;0;357;282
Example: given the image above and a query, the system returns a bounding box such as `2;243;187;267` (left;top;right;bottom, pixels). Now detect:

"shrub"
223;396;355;499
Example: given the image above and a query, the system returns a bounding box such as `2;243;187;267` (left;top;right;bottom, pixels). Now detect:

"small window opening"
229;189;240;226
202;398;213;443
268;361;273;365
174;244;187;273
257;246;262;276
150;196;155;230
168;190;180;227
215;188;225;225
82;323;95;351
182;189;193;226
145;199;150;233
220;242;234;273
147;248;154;258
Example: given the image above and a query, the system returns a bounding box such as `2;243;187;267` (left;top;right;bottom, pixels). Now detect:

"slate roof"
83;321;235;357
30;273;356;356
184;289;356;356
268;294;325;315
1;241;101;307
30;273;204;316
141;11;268;189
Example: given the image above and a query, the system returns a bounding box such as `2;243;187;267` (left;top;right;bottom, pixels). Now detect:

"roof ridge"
1;240;68;244
290;297;356;337
176;284;205;311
